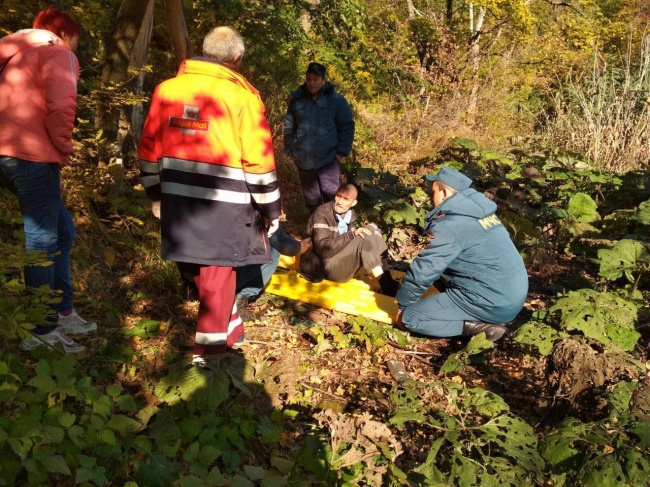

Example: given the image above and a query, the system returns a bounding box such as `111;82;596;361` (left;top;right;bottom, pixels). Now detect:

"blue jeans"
236;247;281;298
0;157;76;317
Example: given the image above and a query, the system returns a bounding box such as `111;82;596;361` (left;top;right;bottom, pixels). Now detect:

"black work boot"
378;272;400;297
462;321;508;342
235;294;255;323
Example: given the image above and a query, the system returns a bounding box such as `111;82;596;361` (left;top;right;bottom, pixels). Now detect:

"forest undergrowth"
1;137;649;486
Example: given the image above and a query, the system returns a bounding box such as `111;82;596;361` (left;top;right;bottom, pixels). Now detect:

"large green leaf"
439;334;492;373
452;138;479;151
383;199;420;225
579;454;626;487
567;193;599;222
105;414;142;435
550;289;640;350
632;199;650;225
513;323;569;356
540;418;584;466
598;239;650;282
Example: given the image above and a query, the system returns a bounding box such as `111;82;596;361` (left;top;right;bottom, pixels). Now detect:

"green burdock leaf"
550;289;639;350
440;335;492;374
540;418;583;466
8;437;32;460
479;150;513;165
513;323;569;356
384;199;420;225
106;384;123;397
567;193;599;222
632;199;650;224
631;422;650;448
482;415;544;472
579;454;625;486
464;388;509;416
450;454;478;487
623;450;650;485
598;239;650;282
452;138;478;151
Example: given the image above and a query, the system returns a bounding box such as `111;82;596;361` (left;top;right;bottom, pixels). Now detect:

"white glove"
266;218;279;237
151;201;161;219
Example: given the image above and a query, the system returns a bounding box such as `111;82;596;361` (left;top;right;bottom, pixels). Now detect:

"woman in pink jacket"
0;9;96;353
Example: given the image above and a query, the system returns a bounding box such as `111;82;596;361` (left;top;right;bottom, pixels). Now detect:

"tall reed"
541;36;650;172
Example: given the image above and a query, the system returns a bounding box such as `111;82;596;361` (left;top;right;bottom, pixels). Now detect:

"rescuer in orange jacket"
139;26;281;362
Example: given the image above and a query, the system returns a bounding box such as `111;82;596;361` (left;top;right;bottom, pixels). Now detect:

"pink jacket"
0;29;79;167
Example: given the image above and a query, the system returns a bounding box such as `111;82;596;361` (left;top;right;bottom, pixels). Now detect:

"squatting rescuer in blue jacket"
394;166;528;342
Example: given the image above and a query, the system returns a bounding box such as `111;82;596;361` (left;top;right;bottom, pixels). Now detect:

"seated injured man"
395;166;528;342
299;183;400;296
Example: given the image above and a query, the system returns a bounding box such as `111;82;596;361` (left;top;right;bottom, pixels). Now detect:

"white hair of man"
203;26;245;64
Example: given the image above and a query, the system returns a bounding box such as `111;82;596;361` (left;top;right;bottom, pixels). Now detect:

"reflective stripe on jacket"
139;58;281;267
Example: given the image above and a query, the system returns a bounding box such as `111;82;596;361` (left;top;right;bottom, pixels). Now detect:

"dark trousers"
297;159;341;213
176;262;243;355
301;233;388;283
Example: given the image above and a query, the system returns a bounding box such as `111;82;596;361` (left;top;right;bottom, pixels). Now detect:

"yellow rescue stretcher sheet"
265;256;438;325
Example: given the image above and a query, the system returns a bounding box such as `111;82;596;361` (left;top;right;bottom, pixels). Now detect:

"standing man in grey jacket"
284;62;355;213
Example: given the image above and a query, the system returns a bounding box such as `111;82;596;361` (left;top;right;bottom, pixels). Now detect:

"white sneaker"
58;310;97;335
20;326;86;353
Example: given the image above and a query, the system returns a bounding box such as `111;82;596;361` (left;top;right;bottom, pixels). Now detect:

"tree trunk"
97;0;154;162
466;4;485;126
166;0;193;68
129;0;154;147
406;0;415;19
446;0;453;23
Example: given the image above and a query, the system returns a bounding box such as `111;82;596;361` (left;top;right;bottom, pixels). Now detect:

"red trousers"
177;263;243;355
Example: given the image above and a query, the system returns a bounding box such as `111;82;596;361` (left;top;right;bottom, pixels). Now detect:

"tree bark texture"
97;0;153;162
166;0;193;68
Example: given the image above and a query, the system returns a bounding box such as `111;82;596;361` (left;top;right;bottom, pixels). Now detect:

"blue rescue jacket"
283;82;355;170
396;188;528;323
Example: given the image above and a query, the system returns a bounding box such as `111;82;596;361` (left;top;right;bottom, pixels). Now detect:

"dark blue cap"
306;62;326;78
425;166;472;191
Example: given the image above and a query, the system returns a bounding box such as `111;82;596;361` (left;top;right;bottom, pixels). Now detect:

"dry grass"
540;36;650;172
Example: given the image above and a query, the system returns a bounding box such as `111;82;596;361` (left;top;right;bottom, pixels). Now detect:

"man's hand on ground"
336;154;345;163
151;201;161;219
394;309;409;331
354;227;372;238
299;237;312;254
266;218;279;237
